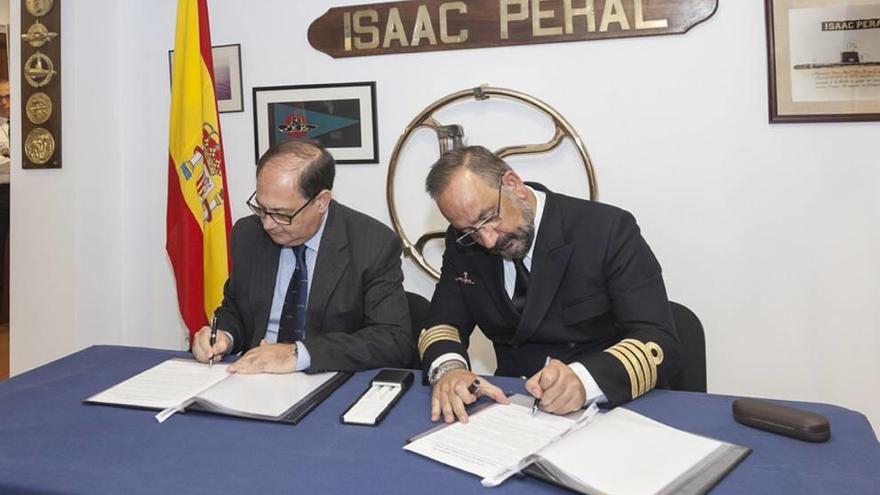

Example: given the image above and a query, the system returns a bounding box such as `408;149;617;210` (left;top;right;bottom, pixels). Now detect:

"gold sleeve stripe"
618;340;655;391
604;339;665;399
417;325;461;359
646;342;665;366
623;338;664;390
614;344;647;397
606;347;639;399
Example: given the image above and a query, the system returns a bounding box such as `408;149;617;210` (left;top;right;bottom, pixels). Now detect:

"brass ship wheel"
386;85;598;280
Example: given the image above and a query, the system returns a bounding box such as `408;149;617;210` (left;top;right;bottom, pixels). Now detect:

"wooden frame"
766;0;880;122
252;81;378;164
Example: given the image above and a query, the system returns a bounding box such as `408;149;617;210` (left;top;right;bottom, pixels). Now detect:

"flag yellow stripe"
168;0;230;324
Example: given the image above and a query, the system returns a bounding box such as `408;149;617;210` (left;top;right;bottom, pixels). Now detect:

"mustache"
488;233;517;255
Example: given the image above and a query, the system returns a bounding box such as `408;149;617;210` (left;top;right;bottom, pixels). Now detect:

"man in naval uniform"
419;146;680;423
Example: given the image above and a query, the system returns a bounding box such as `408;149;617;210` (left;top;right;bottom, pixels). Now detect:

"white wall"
10;1;879;433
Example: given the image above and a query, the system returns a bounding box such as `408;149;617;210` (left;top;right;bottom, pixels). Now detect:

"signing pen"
208;314;218;368
532;356;551;416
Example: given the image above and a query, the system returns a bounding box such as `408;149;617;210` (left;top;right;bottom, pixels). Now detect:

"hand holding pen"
525;356;586;416
191;315;229;365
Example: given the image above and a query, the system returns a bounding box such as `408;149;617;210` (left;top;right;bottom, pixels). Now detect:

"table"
0;345;877;494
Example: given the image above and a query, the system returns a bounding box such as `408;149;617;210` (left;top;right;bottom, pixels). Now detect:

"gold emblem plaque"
25;0;54;17
24;52;57;87
26;92;53;124
25;127;56;165
21;0;63;169
22;20;58;48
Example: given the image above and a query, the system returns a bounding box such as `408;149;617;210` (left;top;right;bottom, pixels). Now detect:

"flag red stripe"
165;157;207;333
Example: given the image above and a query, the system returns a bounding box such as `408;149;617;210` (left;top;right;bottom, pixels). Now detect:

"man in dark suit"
191;139;412;372
419;146;680;423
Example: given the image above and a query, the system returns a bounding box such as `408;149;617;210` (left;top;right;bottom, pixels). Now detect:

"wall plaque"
21;0;61;169
309;0;718;58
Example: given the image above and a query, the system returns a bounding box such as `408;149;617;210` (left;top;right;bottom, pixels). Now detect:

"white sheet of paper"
538;407;724;494
404;395;578;479
87;359;231;409
195;370;337;418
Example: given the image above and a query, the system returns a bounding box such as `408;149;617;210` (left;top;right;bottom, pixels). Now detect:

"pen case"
340;369;414;426
733;398;830;442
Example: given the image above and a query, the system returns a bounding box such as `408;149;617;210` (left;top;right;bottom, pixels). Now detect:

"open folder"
85;358;351;424
405;394;750;495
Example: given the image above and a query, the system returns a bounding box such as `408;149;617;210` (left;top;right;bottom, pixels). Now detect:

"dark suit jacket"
217;201;412;372
422;184;680;405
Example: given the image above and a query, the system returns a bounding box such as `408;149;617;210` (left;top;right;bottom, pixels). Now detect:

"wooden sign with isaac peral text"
309;0;718;58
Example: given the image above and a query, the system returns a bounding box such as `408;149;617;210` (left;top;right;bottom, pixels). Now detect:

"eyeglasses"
247;191;315;225
455;180;503;246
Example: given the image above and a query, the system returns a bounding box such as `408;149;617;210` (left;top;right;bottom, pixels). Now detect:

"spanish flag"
166;0;232;341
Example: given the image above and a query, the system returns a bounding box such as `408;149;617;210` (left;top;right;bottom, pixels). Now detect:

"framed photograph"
765;0;880;122
252;81;378;164
169;44;243;113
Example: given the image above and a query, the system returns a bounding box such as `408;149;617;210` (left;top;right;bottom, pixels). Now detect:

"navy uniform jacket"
419;184;680;406
217;201;412;372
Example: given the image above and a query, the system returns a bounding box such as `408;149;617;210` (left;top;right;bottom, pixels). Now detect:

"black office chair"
666;301;707;393
405;291;431;369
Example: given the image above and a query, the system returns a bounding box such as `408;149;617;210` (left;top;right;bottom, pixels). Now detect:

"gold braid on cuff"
418;325;461;360
604;339;665;399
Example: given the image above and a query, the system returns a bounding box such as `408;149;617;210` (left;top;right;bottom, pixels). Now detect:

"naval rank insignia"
605;338;665;400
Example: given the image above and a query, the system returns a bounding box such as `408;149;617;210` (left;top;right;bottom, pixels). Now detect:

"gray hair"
425;146;511;199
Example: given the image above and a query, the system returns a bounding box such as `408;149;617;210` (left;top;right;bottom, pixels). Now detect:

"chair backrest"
667;301;707;393
405;291;431;369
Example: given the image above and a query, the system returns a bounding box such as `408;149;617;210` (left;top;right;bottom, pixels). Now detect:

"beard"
489;196;535;259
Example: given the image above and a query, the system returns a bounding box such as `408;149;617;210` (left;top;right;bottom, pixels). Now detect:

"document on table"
195;370;339;418
86;358;349;424
405;394;750;494
404;395;594;481
86;359;231;409
531;407;736;495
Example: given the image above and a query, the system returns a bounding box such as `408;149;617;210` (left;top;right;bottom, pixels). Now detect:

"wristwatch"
429;359;467;385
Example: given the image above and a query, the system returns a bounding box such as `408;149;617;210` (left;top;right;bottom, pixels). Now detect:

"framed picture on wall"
252;81;378;164
169;44;244;113
765;0;880;123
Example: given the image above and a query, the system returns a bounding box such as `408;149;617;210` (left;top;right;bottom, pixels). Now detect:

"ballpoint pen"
208;314;218;368
532;356;551;416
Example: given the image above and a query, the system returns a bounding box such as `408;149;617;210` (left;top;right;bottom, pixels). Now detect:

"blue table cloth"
0;345;877;494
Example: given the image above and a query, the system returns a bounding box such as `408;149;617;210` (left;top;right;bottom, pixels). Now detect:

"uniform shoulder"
548;190;632;223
